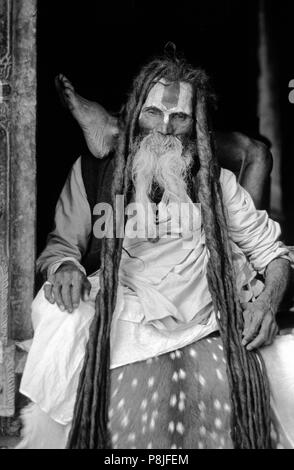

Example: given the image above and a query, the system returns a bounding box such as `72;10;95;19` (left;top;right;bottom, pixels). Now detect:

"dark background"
36;0;294;254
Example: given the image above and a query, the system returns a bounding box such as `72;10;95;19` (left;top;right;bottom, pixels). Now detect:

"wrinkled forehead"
143;79;193;115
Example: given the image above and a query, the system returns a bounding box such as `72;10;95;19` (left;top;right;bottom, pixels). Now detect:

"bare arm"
259;258;291;313
242;258;291;350
215;131;273;210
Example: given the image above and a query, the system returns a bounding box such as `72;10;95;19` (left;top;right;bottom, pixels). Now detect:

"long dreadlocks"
67;54;272;449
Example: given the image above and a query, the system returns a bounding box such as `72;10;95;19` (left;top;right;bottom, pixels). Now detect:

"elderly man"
18;54;293;450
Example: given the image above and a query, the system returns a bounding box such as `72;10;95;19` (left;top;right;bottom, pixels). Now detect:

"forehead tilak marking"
161;81;181;110
142;80;193;115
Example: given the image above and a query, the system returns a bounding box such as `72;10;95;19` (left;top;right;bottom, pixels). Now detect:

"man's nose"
158;117;173;135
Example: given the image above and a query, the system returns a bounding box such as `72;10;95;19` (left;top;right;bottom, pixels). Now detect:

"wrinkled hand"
44;262;91;313
241;298;278;351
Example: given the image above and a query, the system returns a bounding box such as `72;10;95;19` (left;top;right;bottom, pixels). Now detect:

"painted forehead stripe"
161;81;180;109
143;80;192;115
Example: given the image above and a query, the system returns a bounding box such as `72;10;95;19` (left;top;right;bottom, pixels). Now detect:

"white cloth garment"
17;335;294;449
20;168;290;427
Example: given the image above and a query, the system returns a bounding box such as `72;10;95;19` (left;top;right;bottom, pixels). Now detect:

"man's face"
138;80;193;137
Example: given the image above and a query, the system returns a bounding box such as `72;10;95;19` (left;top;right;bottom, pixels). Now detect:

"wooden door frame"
0;0;36;417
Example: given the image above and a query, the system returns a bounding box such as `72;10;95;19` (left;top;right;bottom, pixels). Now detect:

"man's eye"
174;113;188;120
146;109;160;116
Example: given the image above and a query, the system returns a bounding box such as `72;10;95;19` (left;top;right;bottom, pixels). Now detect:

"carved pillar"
0;0;36;417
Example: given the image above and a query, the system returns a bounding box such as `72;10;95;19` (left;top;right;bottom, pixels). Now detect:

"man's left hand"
241;299;279;351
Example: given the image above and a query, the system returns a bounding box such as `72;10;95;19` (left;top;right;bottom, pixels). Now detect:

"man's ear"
55;74;119;158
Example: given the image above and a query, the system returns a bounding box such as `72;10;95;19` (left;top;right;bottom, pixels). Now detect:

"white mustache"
132;132;192;198
141;132;182;157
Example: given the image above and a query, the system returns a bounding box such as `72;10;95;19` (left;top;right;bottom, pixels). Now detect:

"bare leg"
55;74;118;158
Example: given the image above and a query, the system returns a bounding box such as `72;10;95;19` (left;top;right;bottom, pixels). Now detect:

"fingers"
71;275;82;309
263;322;279;347
61;283;73;313
242;309;263;346
52;281;77;313
44;283;55;304
52;282;65;312
246;316;272;351
45;266;90;313
63;276;91;310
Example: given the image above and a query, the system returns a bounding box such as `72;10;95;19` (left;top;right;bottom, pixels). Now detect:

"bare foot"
55;74;119;158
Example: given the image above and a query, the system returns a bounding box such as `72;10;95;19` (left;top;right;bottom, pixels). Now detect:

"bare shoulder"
215;130;269;152
215;131;273;175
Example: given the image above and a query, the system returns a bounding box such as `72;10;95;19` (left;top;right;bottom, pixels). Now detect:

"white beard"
131;132;194;239
132;132;193;204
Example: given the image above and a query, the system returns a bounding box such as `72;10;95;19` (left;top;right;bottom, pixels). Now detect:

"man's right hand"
44;262;91;313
